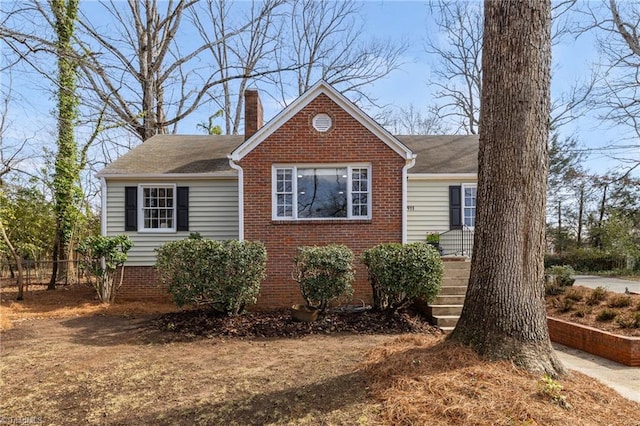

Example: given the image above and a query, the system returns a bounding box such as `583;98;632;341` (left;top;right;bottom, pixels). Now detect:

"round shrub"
155;236;266;315
293;244;354;312
362;242;443;312
545;265;575;287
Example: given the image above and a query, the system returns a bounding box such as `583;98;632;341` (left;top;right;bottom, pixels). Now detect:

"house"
98;81;478;306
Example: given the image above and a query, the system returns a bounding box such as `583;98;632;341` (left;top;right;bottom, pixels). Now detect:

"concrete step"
432;315;460;328
439;326;455;333
428;304;463;316
432;294;466;305
442;277;469;286
439;286;467;295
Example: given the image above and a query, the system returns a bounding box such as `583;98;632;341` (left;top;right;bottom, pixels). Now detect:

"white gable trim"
230;80;415;162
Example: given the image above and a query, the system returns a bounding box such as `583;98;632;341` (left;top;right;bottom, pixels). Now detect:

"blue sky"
2;0;638;182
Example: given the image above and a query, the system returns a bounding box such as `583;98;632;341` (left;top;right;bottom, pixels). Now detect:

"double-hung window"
273;165;371;220
139;185;176;232
462;184;477;228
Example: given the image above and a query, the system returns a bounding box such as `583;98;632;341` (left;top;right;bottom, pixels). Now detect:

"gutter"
227;156;244;241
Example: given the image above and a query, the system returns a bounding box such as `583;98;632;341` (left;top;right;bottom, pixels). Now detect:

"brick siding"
117;266;170;301
239;93;406;308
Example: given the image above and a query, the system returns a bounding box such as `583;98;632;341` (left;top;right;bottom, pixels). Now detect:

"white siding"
105;179;239;266
406;177;477;243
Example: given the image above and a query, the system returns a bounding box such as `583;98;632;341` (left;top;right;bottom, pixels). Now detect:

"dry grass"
361;335;640;426
0;283;179;331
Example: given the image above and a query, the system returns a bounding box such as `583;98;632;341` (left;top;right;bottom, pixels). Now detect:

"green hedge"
545;249;626;272
155;236;266;315
293;244;354;312
362;242;443;312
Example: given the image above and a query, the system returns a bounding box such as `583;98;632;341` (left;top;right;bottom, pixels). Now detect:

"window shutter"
177;186;189;231
124;186;137;231
449;185;462;230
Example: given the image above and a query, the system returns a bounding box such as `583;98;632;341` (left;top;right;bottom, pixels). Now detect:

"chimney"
244;89;263;140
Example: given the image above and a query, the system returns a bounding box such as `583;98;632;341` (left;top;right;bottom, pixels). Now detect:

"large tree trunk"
449;0;565;376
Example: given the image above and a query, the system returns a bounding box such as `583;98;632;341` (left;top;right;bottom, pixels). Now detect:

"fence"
439;226;474;257
0;259;85;287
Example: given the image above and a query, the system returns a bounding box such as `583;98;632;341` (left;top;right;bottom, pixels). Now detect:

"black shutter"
125;186;137;231
176;186;189;231
449;185;462;230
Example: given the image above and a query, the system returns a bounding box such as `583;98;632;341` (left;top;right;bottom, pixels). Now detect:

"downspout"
402;155;417;244
100;177;107;236
228;157;244;241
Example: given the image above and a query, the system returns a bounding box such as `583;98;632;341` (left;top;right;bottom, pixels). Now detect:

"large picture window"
273;165;371;220
139;185;175;231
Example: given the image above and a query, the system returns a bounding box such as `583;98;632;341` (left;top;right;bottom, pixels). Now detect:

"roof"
98;135;244;177
398;135;479;174
230;80;415;162
98;134;478;177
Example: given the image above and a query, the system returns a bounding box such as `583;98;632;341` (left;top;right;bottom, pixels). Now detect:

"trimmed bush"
293;244;354;312
362;242;443;312
155;236;266;315
545;249;625;272
545;265;575;287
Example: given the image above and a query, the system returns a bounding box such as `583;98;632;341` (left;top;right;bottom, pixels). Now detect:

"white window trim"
462;183;477;230
137;183;177;233
272;164;372;221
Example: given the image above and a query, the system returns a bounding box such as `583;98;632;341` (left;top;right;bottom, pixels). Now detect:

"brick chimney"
244;89;263;140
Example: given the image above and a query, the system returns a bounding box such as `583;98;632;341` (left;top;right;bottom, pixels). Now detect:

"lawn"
1;285;639;425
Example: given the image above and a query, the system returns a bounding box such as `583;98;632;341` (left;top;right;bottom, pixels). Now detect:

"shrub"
586;286;608;306
292;244;354;312
155;236;266;315
362;242;443;312
545;265;575;287
563;288;583;302
76;235;133;304
544;249;625;272
555;298;574;314
608;294;632;308
595;308;618;322
545;283;565;296
616;312;640;329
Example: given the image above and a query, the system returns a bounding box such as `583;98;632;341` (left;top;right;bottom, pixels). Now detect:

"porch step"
427;304;463;316
439;285;467;296
432;315;461;328
432;294;466;305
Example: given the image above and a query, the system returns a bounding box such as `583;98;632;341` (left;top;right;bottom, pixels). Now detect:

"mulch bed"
155;307;443;339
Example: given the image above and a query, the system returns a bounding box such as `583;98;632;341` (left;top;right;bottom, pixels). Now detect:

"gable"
230;80;415;162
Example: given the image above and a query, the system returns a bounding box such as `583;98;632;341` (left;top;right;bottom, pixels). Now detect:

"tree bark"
449;0;565;376
1;221;23;300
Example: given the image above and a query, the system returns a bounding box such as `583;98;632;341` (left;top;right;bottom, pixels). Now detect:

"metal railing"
438;225;474;257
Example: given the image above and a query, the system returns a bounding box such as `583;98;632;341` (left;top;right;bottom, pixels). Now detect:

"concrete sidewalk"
553;343;640;403
573;275;640;294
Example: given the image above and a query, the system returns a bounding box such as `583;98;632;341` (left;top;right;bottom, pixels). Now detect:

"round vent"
312;113;332;132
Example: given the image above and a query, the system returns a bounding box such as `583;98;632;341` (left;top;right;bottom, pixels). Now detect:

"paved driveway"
573;275;640;294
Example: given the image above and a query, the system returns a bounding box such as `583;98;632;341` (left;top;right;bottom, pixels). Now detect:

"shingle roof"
397;135;479;174
98;135;244;176
98;134;478;176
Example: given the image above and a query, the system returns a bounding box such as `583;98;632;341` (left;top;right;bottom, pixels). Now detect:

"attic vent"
312;113;332;132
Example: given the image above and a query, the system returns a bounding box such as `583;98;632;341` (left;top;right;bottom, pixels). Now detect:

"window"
273;165;371;220
462;185;477;228
139;185;175;231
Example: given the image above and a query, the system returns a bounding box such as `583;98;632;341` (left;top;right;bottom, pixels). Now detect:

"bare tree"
450;0;565;376
578;0;640;170
268;0;407;107
191;0;285;135
379;104;450;135
426;0;592;134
